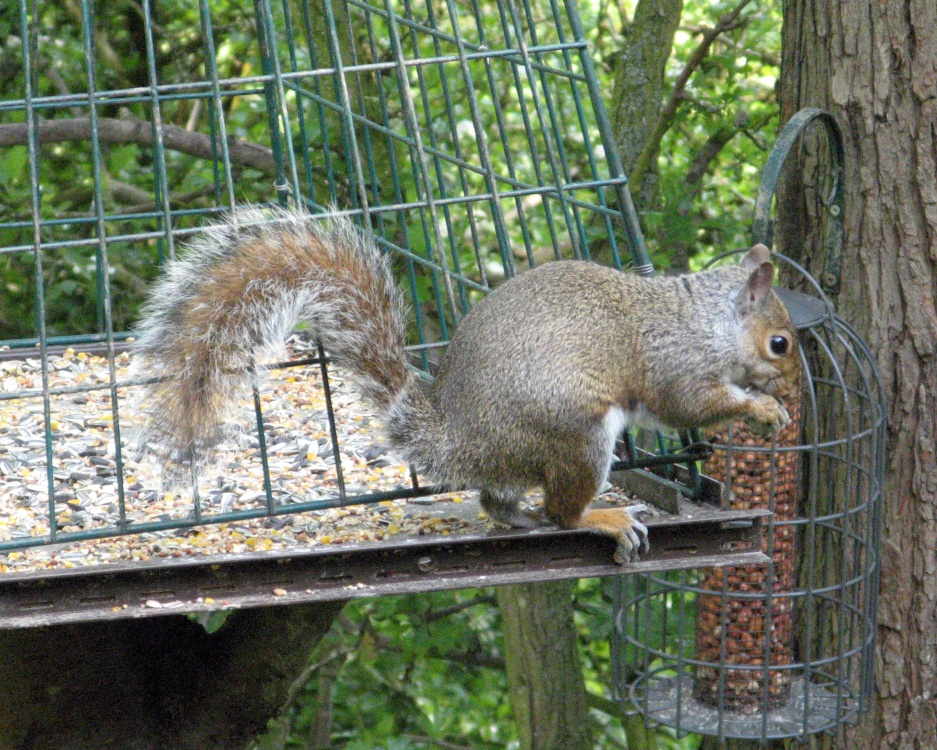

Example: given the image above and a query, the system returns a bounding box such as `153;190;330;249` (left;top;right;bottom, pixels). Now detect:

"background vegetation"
253;579;697;750
0;0;779;339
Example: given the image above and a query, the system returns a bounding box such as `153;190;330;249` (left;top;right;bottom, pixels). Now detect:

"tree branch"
0;117;276;176
585;690;626;718
421;594;496;624
106;185;221;216
62;0;133;88
109;177;155;205
684;108;775;199
5;184;224;223
629;0;753;190
662;106;775;272
609;0;685;181
363;621;505;671
41;60;84;118
680;25;780;67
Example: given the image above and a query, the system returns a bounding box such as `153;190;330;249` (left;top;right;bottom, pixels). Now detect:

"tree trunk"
496;581;594;750
778;1;937;747
610;0;685;208
0;602;345;750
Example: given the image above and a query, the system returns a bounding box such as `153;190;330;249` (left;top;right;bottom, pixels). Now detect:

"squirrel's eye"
769;334;790;356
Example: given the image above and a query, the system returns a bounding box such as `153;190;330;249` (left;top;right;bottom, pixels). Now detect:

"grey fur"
135;212;798;562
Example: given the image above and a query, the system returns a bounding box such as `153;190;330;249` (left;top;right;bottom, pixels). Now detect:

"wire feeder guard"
614;257;886;741
1;0;656;555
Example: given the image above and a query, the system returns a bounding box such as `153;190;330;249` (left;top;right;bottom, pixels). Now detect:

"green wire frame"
1;0;657;552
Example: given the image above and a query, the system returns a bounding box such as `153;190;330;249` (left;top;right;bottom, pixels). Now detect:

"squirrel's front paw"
744;394;791;435
613;504;650;564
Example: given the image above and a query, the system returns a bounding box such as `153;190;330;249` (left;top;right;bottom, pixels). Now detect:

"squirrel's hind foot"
479;488;547;529
557;504;649;564
612;504;650;564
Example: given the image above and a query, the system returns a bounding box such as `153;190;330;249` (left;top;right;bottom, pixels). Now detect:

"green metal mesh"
0;0;651;550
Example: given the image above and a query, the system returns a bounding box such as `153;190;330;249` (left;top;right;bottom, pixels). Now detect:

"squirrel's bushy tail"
134;206;440;470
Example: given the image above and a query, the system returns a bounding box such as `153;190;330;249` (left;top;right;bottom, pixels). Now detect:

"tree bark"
610;0;684;208
778;1;937;747
496;581;594;750
0;602;345;750
0;117;277;175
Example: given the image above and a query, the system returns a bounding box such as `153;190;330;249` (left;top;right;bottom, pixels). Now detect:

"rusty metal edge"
0;510;770;629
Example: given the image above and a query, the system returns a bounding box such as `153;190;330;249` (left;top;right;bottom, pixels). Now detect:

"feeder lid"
775;288;830;330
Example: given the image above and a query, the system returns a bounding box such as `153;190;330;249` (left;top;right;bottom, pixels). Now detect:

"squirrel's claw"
744;394;791;435
775;400;792;431
613;504;650;564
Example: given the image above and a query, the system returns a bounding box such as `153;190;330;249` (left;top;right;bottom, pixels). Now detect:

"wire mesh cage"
611;113;887;741
0;0;659;561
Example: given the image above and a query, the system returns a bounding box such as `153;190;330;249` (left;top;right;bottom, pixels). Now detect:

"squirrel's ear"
736;261;776;315
740;243;771;272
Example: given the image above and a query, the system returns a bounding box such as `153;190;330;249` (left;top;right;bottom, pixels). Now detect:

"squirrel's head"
734;244;800;403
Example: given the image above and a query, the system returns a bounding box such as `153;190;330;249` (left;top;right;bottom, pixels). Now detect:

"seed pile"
0;341;639;576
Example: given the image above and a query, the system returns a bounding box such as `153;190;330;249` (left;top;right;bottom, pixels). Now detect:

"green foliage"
252;580;702;749
583;0;782;269
1;0;780;339
660;1;781;267
266;591;517;749
189;608;235;634
0;0;288;340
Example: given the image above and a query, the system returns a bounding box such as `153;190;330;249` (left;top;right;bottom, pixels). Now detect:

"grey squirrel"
135;206;799;563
